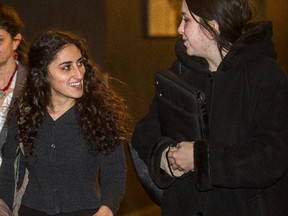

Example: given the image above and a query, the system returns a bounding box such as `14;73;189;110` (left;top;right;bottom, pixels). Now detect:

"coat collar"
175;21;277;73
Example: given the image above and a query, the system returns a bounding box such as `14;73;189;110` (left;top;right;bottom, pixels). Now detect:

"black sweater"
0;106;126;215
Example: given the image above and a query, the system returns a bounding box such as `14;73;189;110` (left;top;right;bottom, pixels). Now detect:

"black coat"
131;21;288;216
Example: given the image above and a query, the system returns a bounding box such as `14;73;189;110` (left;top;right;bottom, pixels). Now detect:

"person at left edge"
0;2;28;165
0;30;130;216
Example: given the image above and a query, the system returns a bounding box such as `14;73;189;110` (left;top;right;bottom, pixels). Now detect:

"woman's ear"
209;20;220;34
12;33;22;50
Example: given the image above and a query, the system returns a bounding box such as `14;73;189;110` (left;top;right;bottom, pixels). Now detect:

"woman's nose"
178;20;184;35
73;65;84;78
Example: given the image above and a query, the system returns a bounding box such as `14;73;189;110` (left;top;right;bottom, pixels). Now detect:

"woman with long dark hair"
0;30;130;216
132;0;288;215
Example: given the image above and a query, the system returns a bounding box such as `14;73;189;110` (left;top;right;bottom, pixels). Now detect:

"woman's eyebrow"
58;61;72;66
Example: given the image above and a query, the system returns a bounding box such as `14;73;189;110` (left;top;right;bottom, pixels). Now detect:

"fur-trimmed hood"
175;21;277;73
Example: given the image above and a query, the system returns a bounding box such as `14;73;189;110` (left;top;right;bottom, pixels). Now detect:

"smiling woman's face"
48;44;86;104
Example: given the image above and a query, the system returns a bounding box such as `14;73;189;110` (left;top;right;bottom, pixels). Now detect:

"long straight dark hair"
186;0;253;55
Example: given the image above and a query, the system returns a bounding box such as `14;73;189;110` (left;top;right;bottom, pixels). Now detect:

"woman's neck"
47;98;75;120
0;58;17;89
207;49;228;72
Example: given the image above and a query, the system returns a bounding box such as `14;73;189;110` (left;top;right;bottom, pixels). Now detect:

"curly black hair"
12;30;130;159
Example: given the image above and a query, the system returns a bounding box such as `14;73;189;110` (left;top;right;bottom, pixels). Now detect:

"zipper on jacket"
207;72;215;199
208;73;215;124
197;90;209;139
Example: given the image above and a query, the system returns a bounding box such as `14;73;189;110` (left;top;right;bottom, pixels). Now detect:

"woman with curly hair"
0;30;130;216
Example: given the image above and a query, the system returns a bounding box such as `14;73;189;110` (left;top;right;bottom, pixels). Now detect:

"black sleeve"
0;118;18;209
99;144;127;214
131;97;161;164
131;59;181;164
132;99;179;188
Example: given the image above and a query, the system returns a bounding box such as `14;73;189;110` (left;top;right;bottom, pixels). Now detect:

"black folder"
155;68;208;141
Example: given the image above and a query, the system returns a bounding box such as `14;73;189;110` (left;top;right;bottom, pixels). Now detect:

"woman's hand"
93;205;113;216
166;146;178;170
167;141;195;173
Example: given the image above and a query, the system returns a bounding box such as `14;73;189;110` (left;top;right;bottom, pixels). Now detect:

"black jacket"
131;21;288;216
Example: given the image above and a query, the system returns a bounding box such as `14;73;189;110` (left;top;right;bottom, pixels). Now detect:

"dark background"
2;0;287;215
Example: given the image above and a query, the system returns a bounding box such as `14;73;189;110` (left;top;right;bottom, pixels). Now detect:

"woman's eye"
181;14;190;23
62;65;71;70
78;58;86;65
183;17;189;22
